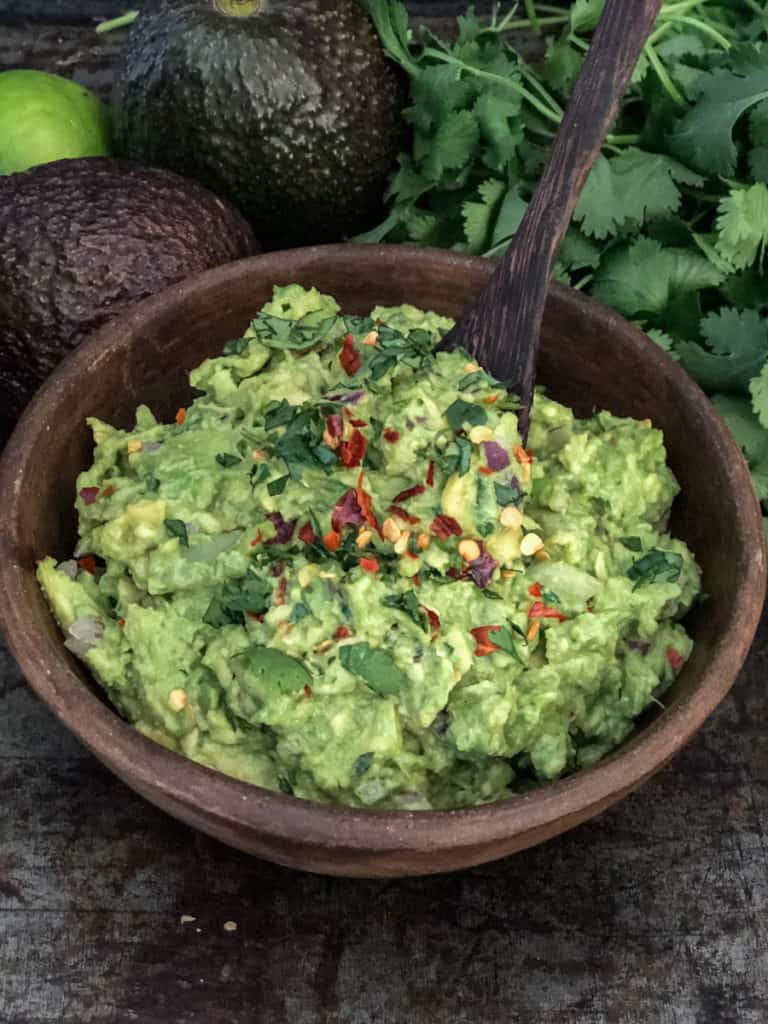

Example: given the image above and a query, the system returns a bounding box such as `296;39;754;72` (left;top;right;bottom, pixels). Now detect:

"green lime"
0;70;112;175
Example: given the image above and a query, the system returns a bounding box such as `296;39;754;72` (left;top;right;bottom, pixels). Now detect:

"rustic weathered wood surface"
2;4;768;1022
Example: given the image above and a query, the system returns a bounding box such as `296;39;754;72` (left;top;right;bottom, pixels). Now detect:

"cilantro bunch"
362;0;768;533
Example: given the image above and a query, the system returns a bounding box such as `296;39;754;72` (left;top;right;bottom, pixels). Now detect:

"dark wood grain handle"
442;0;663;437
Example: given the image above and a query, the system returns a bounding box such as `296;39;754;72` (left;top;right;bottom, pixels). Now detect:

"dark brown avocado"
0;157;259;417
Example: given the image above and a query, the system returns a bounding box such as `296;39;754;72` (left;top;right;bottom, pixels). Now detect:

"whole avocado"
0;157;259;417
112;0;407;247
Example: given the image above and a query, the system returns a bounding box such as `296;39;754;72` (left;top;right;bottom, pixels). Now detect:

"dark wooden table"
2;5;768;1023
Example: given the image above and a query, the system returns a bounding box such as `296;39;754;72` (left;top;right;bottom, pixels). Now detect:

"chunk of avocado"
0;157;259;417
112;0;407;246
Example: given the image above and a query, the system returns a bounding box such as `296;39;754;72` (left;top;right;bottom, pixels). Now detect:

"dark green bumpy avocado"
0;157;259;417
112;0;407;247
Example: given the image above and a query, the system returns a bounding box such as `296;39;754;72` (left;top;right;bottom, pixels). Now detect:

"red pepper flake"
359;557;379;573
356;471;378;529
470;625;500;657
246;611;265;622
79;487;100;506
303;684;313;698
404;550;419;561
340;429;367;468
426;460;435;488
339;333;361;376
513;444;533;465
349;418;368;428
117;618;125;628
250;529;264;548
430;514;463;540
412;574;420;587
298;522;316;545
326;414;344;439
387;504;421;525
275;577;288;606
528;582;543;598
446;566;468;580
384;428;400;444
393;483;425;504
421;605;441;639
528;600;568;623
666;647;685;671
101;484;115;498
77;555;97;575
324;530;342;552
175;407;186;425
484;394;499;404
335;625;351;640
478;466;495;476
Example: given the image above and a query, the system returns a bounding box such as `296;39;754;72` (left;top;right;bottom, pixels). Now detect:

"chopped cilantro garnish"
627;549;683;587
619;536;643;552
353;751;375;778
203;569;271;627
339;643;407;695
267;474;290;496
494;481;526;507
222;337;249;356
445;399;487;431
164;519;189;546
248;312;338;350
215;453;241;468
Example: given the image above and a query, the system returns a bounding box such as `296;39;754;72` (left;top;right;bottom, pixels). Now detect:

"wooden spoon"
439;0;664;438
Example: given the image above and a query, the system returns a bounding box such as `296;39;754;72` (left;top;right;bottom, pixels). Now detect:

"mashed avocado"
38;285;701;810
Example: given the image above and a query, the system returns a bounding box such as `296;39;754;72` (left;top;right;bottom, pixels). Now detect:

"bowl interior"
1;244;764;875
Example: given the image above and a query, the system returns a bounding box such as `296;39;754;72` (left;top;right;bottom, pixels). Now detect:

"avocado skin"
113;0;407;247
0;157;259;417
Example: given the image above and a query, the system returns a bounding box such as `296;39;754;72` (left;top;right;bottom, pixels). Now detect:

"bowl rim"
1;243;765;855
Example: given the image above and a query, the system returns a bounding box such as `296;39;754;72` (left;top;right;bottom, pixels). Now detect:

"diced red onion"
469;551;498;589
57;559;78;580
483;441;510;471
266;513;296;544
331;489;364;532
64;615;104;658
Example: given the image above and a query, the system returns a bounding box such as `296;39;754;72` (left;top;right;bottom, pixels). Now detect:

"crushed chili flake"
425;461;435;488
528;582;543;597
117;618;126;628
356;471;378;529
326;414;344;438
250;529;264;547
527;621;541;642
77;555;97;575
388;504;421;525
666;647;685;671
528;601;568;622
340;429;367;468
303;684;313;698
246;611;265;622
393;483;425;504
478;466;494;476
275;577;288;606
430;514;463;540
175;407;186;425
298;522;316;545
349;418;368;428
335;625;351;640
101;484;115;498
270;562;285;577
324;530;342;552
421;606;441;639
404;550;419;561
384;428;400;444
359;557;379;573
339;333;361;376
446;566;467;580
470;625;500;657
412;574;420;587
79;487;100;506
513;444;533;465
484;394;499;404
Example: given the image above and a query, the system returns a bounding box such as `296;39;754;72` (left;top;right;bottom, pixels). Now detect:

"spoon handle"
441;0;663;435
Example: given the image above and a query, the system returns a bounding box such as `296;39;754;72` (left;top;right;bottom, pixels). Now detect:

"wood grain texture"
442;0;662;438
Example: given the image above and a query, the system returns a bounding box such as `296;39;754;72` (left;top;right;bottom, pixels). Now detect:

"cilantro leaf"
716;183;768;269
382;591;429;632
462;178;506;253
677;308;768;393
222;337;249;356
445;399;487;430
353;751;375;778
669;52;768;176
627;549;683;587
750;363;768;429
203;570;272;627
215;453;241;468
339;643;407;696
714;393;768;501
245;647;313;695
164;519;189;547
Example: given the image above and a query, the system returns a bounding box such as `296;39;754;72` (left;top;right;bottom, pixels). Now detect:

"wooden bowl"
0;245;764;877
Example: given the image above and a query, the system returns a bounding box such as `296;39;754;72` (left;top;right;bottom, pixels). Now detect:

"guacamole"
38;285;701;810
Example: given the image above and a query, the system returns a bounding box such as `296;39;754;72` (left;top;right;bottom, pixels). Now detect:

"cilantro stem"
673;14;732;48
493;14;570;31
644;42;687;108
421;47;563;126
523;0;541;34
743;0;767;14
572;273;594;291
520;64;564;118
95;9;138;33
605;133;641;146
